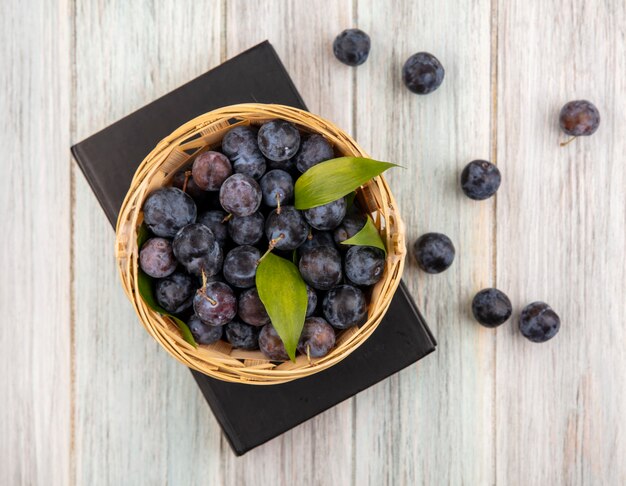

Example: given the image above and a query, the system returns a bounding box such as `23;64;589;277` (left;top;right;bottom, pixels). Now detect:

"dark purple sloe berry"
471;288;512;328
193;281;237;327
143;187;196;238
333;29;371;66
344;246;385;286
258;324;289;360
188;315;223;345
139;237;177;278
520;302;561;343
224;320;260;350
192;151;233;191
297;317;336;358
258;120;301;162
402;52;445;95
154;271;194;315
323;284;368;329
460;160;501;201
219;173;262;217
413;232;455;274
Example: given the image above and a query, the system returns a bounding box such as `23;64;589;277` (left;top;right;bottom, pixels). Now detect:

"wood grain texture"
72;1;224;485
495;0;626;484
3;0;626;483
0;0;72;485
355;1;495;484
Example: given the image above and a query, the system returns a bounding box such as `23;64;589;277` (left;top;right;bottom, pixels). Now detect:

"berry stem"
182;170;192;193
560;136;577;147
200;270;217;305
221;213;233;223
257;233;285;264
276;193;282;214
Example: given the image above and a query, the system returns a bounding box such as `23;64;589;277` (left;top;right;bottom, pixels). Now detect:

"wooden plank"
354;0;495;484
0;1;72;485
72;1;224;484
495;1;626;484
219;1;356;484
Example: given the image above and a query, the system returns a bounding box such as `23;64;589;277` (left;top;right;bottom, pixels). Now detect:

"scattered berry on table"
154;271;195;314
225;319;260;350
297;317;336;358
303;197;347;231
299;245;343;290
259;169;294;209
197;210;229;247
402;52;445;95
258;120;301;162
172;223;223;277
519;302;561;343
344;246;385;286
192;151;233;191
188;315;223;345
559;100;600;138
460;160;501;200
294;134;334;173
139;237;177;278
471;288;512;328
412;232;455;274
265;206;310;251
323;284;368;329
221;125;267;179
228;212;265;246
193;281;237;326
222;245;261;288
143;187;196;238
219;173;262;217
333;28;371;66
238;287;270;327
259;324;289;360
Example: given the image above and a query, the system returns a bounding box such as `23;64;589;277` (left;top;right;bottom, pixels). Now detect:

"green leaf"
136;223;197;348
345;191;356;209
341;215;387;255
294;157;397;209
256;253;308;361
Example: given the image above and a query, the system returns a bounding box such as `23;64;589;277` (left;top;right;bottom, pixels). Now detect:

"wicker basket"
115;103;406;384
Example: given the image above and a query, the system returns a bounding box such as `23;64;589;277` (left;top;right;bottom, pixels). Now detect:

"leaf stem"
560;136;577;147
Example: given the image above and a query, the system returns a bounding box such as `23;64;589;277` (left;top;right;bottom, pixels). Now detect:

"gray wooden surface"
1;0;625;484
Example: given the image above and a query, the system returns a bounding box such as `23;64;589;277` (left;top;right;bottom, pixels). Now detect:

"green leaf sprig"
136;224;197;347
341;215;387;255
294;157;397;209
256;252;308;361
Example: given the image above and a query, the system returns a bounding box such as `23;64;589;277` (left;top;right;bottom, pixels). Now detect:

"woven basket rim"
115;103;406;385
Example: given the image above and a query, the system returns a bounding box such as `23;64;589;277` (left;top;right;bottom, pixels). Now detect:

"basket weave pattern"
115;104;406;384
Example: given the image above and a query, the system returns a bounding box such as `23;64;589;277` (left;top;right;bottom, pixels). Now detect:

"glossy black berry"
259;169;294;209
143;187;197;238
238;287;270;327
154;271;194;315
413;232;455;274
257;120;301;162
265;206;310;251
333;29;371;66
299;245;343;290
471;288;512;328
192;151;232;191
402;52;445;95
224;319;260;350
258;324;289;360
293;134;334;173
303;197;347;231
221;125;266;179
172;223;223;277
344;246;385;286
188;315;223;345
222;245;260;288
323;284;367;329
139;238;177;278
297;317;336;358
519;302;561;343
559;100;600;137
305;285;318;317
197;210;228;247
460;160;501;200
219;173;262;217
228;212;265;246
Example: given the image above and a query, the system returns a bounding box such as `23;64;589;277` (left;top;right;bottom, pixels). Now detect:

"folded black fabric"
71;41;436;455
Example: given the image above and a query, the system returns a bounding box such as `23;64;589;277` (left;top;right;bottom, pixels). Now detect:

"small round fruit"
172;223;223;277
222;245;260;288
344;246;385;286
238;288;270;327
471;288;512;328
257;120;301;162
293;134;334;173
224;319;260;350
228;212;265;246
143;187;197;238
306;285;318;317
332;28;371;66
259;324;289;360
298;230;337;257
402;52;445;95
323;284;367;329
460;160;501;200
519;302;561;343
303;197;347;231
221;125;266;179
297;317;336;358
139;238;177;278
559;100;600;137
219;173;262;217
193;281;237;326
192;151;233;191
259;169;294;208
333;209;366;246
188;315;223;345
413;232;455;274
197;210;228;247
299;246;343;290
265;206;310;251
154;271;194;314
